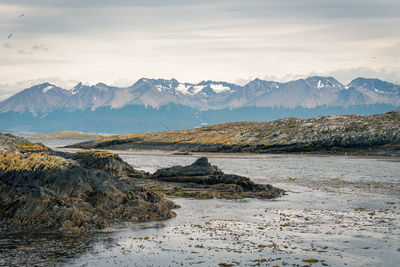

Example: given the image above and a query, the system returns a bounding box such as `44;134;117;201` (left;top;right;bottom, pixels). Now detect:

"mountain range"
0;76;399;134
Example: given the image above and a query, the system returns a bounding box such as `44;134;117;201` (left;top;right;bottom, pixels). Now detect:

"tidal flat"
2;140;400;266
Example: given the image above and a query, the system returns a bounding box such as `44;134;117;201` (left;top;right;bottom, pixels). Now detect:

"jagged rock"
150;157;284;199
0;135;177;233
70;150;149;179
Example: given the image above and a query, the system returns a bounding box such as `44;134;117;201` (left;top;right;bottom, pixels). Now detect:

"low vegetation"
70;111;400;155
0;151;77;172
74;150;117;159
16;143;48;152
29;131;104;140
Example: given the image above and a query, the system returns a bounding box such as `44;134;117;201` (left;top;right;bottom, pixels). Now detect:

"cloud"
325;67;400;85
261;67;400;85
110;78;137;87
0;0;399;89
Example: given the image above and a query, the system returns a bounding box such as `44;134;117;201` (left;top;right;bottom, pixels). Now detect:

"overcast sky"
1;0;400;99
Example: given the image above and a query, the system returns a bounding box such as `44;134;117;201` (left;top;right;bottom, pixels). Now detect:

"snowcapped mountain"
234;76;345;108
339;78;400;106
0;76;399;116
0;83;72;116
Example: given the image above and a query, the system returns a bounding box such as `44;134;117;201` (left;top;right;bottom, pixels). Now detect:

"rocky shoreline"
0;147;177;234
66;111;400;157
0;133;283;234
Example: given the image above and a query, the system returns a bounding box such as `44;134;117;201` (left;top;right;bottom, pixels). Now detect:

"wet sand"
60;180;399;266
65;150;399;267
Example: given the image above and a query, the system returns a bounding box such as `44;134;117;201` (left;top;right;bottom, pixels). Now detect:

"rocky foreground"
68;111;400;156
0;133;283;233
0;133;177;233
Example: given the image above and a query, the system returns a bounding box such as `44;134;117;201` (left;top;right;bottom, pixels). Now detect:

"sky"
1;0;400;100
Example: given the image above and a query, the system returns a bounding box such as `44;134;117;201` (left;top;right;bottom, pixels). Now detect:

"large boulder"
151;157;285;199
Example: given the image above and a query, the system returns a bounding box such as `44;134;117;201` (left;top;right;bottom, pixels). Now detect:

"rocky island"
0;133;283;234
67;111;400;156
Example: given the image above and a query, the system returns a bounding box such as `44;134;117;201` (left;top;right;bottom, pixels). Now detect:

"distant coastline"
66;111;400;157
29;131;105;140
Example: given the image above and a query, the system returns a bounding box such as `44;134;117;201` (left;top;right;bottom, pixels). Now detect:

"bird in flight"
8;33;13;39
19;13;24;17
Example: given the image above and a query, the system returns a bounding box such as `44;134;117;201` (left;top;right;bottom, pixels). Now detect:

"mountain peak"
27;82;54;91
169;78;178;84
348;77;399;94
38;82;54;87
305;76;343;89
37;83;57;94
246;78;277;86
95;82;108;87
348;77;384;86
74;82;83;88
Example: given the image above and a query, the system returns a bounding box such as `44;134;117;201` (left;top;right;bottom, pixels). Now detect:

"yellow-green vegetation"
0;151;78;172
151;187;215;199
95;122;259;146
74;150;117;159
91;111;400;148
173;191;215;199
29;131;104;140
151;187;170;195
96;132;149;143
16;143;48;152
150;186;247;199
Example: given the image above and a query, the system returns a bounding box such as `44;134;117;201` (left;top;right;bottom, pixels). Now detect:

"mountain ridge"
1;76;399;115
1;76;399;134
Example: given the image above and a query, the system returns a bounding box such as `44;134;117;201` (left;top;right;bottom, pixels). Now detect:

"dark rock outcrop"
149;157;284;199
0;134;285;233
70;150;149;179
0;136;177;233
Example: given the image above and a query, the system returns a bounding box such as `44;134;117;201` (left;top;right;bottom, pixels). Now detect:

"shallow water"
111;149;400;183
27;138;92;150
21;140;400;266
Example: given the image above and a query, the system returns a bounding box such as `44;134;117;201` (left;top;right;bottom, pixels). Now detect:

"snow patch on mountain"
42;85;55;93
192;85;205;94
176;84;190;94
155;85;164;92
210;84;231;93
